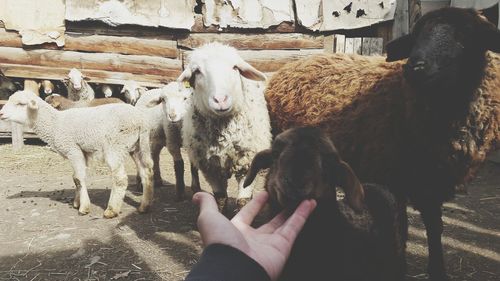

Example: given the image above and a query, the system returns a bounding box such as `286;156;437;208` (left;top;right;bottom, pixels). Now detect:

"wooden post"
409;0;422;30
11;122;23;151
393;0;410;39
334;35;346;53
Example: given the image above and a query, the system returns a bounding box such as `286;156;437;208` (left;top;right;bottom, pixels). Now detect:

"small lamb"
0;90;154;218
121;81;146;105
244;127;405;281
63;68;95;101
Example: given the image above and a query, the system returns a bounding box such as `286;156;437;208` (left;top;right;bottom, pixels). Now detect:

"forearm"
185;244;271;281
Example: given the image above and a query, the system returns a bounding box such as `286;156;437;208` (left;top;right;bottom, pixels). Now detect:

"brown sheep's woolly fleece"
265;52;499;207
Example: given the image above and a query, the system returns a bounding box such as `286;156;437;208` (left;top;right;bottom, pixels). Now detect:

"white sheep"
178;42;272;211
121;81;146;105
63;68;95;101
0;90;154;218
135;82;199;200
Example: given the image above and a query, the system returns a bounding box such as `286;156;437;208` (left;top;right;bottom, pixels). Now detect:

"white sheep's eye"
183;97;188;101
17;102;27;106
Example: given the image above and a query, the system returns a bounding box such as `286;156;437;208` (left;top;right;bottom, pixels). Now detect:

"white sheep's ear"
145;95;164;108
244;149;273;188
235;60;267;81
177;68;192;82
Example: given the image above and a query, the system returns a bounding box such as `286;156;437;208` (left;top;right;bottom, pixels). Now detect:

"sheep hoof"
236;198;251;211
103;208;118;219
138;204;150;213
78;208;90;216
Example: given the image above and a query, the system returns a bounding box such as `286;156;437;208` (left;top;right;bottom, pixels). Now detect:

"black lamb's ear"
244;149;273;188
386;34;414;62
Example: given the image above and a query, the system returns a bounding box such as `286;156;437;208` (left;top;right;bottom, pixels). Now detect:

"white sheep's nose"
168;112;178;122
45;89;52;94
213;95;228;104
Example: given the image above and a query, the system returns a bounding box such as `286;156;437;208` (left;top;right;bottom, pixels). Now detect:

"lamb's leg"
152;142;164;188
420;204;448;281
167;144;185;201
132;150;154;213
236;174;253;211
190;163;201;194
104;159;128;219
68;152;90;215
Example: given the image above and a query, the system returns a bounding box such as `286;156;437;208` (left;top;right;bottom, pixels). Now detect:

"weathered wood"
362;38;371;55
178;33;324;50
65;34;178;58
409;0;422;29
0;46;181;77
182;49;325;73
393;0;410;39
0;28;178;58
190;14;295;33
11;122;23;151
334;34;346;53
323;35;335;53
370;38;384;56
344;38;354;54
353;38;363;54
0;64;170;88
24;80;39;96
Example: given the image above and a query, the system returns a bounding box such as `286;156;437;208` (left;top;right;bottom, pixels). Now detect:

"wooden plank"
0;46;181;77
334;34;346;53
344;38;354;54
178;33;324;50
362;37;372;55
323;35;335;53
0;64;170;88
370;38;384;56
0;28;178;58
65;34;178;58
393;0;410;39
24;80;39;96
353;38;363;55
182;49;325;73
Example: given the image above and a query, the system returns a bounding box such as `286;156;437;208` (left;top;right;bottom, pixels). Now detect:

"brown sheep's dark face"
386;7;500;91
244;127;365;211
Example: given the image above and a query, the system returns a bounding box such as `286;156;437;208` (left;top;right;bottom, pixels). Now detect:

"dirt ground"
0;140;498;281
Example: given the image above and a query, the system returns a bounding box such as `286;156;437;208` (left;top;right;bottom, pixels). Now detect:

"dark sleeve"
185;243;271;281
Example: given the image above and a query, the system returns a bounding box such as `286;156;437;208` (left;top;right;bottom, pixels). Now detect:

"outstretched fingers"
231;191;269;227
276;199;317;243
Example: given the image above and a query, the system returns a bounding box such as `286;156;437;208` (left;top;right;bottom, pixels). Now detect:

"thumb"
193;192;219;214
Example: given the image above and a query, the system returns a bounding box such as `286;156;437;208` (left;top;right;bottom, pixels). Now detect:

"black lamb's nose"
410;60;426;73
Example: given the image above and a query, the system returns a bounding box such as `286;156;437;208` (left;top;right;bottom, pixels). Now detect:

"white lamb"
121;81;146;105
0;90;154;218
135;82;199;200
178;42;272;211
64;68;95;101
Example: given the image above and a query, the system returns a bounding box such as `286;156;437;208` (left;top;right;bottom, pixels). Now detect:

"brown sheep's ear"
244;149;272;188
386;34;413;62
338;161;365;212
235;60;267;81
145;95;164;108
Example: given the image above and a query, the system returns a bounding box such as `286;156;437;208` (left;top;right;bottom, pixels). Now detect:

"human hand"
193;191;317;281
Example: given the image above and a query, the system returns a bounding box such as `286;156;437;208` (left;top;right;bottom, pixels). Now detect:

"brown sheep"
244;126;405;281
264;7;500;280
45;94;124;110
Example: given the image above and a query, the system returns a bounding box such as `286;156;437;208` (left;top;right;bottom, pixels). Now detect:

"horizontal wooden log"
0;46;181;77
182;49;325;73
0;63;171;88
178;33;324;50
0;29;178;58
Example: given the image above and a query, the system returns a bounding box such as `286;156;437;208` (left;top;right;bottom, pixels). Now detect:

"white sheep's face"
0;91;35;125
41;80;54;95
177;43;266;118
66;68;85;90
161;82;192;123
121;82;141;105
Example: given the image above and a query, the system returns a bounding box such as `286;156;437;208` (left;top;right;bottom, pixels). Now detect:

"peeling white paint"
202;0;294;29
296;0;397;31
66;0;196;30
0;0;65;46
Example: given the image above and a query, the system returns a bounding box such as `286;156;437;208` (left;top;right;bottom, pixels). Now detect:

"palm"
194;192;316;281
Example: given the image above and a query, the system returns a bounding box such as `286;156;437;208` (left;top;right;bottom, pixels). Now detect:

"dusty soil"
0;140;498;281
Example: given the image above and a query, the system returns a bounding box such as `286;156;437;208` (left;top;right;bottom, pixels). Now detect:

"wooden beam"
182;49;325;73
0;64;170;88
334;35;346;53
178;33;324;50
393;0;410;39
0;46;181;77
